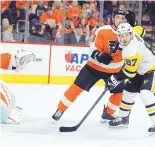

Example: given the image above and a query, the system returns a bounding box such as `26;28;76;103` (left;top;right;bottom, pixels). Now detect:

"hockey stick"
59;87;108;132
59;42;118;132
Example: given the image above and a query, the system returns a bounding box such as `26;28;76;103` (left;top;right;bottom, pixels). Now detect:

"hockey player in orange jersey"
52;8;128;122
0;49;35;124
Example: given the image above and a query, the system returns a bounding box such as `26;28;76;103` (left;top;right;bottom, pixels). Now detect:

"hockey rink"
0;84;155;147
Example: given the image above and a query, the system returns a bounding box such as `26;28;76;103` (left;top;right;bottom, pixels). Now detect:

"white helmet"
117;22;133;34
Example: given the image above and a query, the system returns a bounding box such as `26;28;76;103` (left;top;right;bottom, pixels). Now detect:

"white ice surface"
0;84;155;147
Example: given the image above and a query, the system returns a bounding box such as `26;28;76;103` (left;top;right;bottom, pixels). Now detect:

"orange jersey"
1;1;10;9
66;1;72;6
66;6;81;26
52;8;63;23
29;0;49;7
16;1;27;9
0;53;11;70
67;6;81;17
64;27;74;34
88;17;99;27
87;25;124;73
39;12;61;24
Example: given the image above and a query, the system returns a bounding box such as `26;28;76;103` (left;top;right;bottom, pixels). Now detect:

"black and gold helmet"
112;8;128;17
126;10;136;27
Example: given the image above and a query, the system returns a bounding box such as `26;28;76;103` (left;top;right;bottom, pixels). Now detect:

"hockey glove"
91;50;113;65
106;75;122;91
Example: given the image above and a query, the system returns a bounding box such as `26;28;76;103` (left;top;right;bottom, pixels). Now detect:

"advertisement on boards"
51;45;90;76
1;43;50;75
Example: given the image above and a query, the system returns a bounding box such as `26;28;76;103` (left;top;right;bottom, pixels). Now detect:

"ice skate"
100;106;116;123
148;125;155;136
52;109;64;124
109;115;129;128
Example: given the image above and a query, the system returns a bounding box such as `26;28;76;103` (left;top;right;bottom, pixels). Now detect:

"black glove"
106;75;122;91
91;50;113;65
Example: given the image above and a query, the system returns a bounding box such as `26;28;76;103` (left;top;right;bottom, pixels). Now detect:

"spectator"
81;2;90;12
64;17;74;44
78;0;90;7
91;0;98;6
1;18;14;41
64;17;74;32
64;23;86;44
80;10;88;23
88;9;99;31
52;1;63;23
87;3;99;19
55;17;73;43
29;22;52;42
1;1;13;24
16;1;27;20
30;0;49;7
80;18;90;43
39;6;62;42
65;1;72;9
39;7;60;26
66;0;81;27
119;3;127;11
29;0;47;21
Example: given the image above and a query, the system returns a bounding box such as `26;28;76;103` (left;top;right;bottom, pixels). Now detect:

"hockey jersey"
133;26;145;37
87;25;124;73
121;33;155;78
0;53;11;70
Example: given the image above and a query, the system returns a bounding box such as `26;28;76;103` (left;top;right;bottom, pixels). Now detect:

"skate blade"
109;124;128;129
51;118;58;125
149;132;155;136
100;118;111;123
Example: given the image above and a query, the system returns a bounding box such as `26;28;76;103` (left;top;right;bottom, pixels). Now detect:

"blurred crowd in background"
1;0;155;47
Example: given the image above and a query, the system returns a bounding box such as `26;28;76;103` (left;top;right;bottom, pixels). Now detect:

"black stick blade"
59;126;78;132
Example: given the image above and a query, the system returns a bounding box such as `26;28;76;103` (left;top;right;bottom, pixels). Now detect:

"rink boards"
0;42;104;86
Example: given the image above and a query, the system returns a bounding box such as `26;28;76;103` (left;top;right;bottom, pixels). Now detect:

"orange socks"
57;84;122;116
105;92;123;115
58;84;83;111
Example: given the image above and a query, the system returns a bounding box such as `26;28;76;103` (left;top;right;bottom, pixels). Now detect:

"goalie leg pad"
0;100;10;123
8;106;23;124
